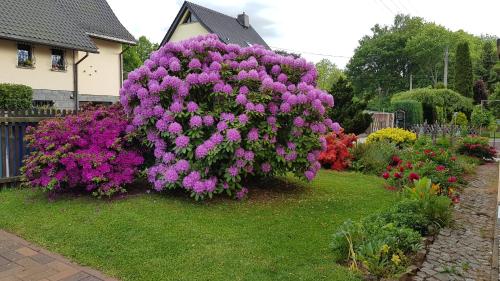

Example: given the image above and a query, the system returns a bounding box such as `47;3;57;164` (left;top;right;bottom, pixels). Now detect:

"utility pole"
409;74;413;90
443;46;449;88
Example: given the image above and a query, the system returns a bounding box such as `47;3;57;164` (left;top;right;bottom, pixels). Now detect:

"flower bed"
318;130;357;171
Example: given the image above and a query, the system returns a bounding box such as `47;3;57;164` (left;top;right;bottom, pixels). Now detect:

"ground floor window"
17;44;33;67
51;49;65;71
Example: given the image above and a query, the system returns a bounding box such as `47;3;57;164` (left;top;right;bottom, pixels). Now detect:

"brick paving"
0;230;117;281
413;163;499;281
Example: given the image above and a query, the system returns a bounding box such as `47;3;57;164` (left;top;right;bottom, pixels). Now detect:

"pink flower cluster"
22;105;144;196
120;34;336;199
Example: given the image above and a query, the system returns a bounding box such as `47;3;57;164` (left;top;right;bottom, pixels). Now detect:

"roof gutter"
73;51;89;111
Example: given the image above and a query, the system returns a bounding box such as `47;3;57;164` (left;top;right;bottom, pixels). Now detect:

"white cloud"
108;0;499;68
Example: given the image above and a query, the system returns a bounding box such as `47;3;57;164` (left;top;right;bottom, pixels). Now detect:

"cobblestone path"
414;163;498;281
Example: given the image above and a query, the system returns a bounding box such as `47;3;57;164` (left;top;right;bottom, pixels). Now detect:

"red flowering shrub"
382;148;460;199
318;131;357;171
457;135;496;160
21;105;144;196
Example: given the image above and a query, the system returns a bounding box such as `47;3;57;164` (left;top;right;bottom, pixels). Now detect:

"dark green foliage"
327;77;372;134
391;88;473;123
381;197;452;236
391;100;423;126
477;40;499;90
350;141;398;175
473;80;488;105
123;36;159;76
454;42;473;97
0;83;32;109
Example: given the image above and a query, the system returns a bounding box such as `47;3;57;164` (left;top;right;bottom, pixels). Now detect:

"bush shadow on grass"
11;175;311;205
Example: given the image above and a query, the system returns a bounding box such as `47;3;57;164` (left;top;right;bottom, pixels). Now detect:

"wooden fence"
0;109;74;185
365;111;395;134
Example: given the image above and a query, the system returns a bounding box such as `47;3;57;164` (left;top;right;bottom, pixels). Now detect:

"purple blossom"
187;101;199;112
238;114;249;124
189;115;203;128
236;94;247;105
175;159;190;172
261;162;271;173
248;128;259;141
226;129;241;142
168;122;183;134
293;117;305;127
217;121;227;131
227;166;239;177
175;135;190;148
203;115;215;126
188;58;202;69
244;151;254;161
165;169;179;183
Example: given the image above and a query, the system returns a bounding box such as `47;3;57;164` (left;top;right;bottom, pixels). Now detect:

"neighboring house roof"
0;0;136;53
161;1;270;49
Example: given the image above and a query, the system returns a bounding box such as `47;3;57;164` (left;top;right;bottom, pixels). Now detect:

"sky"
107;0;499;68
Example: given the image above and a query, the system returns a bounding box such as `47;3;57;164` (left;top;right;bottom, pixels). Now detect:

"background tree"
405;23;453;86
123;36;159;77
327;77;372;134
315;59;344;90
472;80;488;105
454;41;473;97
476;40;499;91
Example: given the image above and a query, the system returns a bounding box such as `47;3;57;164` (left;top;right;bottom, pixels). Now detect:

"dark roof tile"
0;0;135;52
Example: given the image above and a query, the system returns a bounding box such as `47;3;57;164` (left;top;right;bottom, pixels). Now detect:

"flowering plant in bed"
382;148;460;200
318;130;357;171
21;104;144;196
120;34;336;200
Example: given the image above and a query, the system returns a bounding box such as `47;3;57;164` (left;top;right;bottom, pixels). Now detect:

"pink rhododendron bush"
21;105;144;196
120;34;336;200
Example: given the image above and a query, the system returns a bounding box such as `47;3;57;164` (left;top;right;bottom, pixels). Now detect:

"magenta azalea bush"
21;105;144;196
120;34;337;199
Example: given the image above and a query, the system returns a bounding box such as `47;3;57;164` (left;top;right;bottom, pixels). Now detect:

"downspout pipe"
119;45;130;88
73;51;89;111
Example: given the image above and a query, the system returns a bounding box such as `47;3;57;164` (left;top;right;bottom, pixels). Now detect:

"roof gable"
161;1;269;49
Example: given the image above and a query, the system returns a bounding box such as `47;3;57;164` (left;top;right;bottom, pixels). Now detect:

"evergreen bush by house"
120;35;337;200
0;83;32;109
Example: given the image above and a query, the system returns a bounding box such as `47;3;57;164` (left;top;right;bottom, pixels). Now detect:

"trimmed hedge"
391;100;423;126
391;88;473;123
0;83;33;109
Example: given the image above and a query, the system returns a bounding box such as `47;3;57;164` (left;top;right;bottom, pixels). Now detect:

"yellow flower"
391;254;401;265
366;128;416;145
381;244;390;254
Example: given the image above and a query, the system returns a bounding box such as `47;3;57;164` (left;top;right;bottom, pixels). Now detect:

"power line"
387;0;404;13
376;0;395;15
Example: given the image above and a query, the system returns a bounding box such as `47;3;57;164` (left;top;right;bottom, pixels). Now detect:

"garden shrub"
0;83;32;109
331;178;451;279
470;105;494;128
350;141;398;175
120;34;336;199
318;130;357;171
391;100;423;126
391;88;473;123
453;112;468;127
383;178;452;235
22;104;144;196
366;128;416;145
457;135;497;160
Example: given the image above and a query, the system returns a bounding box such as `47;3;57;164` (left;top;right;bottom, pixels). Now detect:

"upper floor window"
51;49;65;71
17;44;33;67
182;11;198;23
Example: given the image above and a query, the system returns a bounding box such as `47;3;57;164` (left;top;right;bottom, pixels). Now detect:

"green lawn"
0;170;396;281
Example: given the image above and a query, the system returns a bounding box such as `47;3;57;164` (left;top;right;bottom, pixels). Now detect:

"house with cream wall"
161;1;269;49
0;0;136;109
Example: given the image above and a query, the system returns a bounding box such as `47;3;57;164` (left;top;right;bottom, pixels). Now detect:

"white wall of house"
77;38;122;97
169;22;210;43
0;39;74;91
